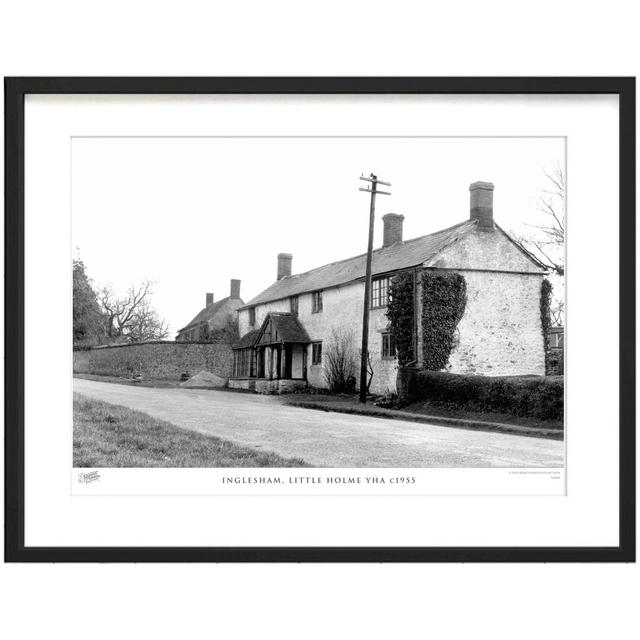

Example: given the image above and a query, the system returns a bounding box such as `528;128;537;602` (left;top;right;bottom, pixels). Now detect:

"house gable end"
255;315;276;346
177;296;245;335
423;224;547;273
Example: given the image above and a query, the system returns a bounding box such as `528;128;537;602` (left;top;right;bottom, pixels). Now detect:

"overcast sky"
72;136;564;335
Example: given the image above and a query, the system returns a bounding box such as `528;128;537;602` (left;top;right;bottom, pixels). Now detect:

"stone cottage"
230;182;548;394
176;279;244;343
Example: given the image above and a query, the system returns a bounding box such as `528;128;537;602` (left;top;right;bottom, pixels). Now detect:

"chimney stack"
230;279;241;299
469;181;495;230
277;253;293;280
206;292;214;307
382;213;405;247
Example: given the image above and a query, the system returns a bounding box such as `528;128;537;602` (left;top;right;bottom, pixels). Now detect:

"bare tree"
512;164;565;276
323;327;358;393
125;300;170;342
549;300;565;327
97;279;169;343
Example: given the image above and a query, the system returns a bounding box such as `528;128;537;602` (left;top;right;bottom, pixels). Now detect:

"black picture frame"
4;77;636;563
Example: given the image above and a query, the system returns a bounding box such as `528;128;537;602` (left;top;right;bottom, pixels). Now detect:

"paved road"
74;379;564;468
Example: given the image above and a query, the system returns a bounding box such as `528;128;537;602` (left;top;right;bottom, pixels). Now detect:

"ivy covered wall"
386;271;415;365
421;272;467;370
387;267;546;377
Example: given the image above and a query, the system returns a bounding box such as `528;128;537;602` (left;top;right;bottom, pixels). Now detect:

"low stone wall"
228;378;307;394
228;378;257;392
80;341;233;381
255;379;307;394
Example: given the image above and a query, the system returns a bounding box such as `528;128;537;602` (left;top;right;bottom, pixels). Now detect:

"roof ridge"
278;219;473;281
241;218;477;309
176;295;234;333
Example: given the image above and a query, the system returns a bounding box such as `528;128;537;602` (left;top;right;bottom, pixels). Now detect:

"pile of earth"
179;371;228;388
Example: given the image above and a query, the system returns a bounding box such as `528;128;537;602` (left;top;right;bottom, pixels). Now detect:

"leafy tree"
73;259;102;345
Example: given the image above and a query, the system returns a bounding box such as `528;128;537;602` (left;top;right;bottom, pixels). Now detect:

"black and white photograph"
72;135;565;472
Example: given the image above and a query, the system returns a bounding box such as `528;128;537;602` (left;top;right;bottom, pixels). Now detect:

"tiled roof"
267;313;311;344
242;220;477;308
177;296;230;333
233;313;311;348
233;328;261;348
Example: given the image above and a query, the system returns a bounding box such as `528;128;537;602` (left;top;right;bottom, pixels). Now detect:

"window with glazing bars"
312;341;322;365
381;332;396;359
312;290;323;313
371;276;390;308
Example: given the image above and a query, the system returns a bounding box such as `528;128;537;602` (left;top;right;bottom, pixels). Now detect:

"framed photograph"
4;77;635;562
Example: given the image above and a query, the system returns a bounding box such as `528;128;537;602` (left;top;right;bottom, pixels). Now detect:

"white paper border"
24;93;619;547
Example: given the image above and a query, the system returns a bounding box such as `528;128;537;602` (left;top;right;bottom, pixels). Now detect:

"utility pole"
358;173;391;403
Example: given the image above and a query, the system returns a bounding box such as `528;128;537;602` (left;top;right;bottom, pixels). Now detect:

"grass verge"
73;393;308;468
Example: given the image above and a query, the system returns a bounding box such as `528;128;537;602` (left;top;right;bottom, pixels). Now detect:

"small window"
371;276;390;308
381;332;396;359
312;341;323;365
312;290;323;313
549;332;563;349
248;307;256;327
290;295;299;316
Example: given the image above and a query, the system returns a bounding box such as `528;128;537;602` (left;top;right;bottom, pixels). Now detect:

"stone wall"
424;225;545;274
73;350;91;373
445;270;546;376
80;342;233;380
423;225;547;376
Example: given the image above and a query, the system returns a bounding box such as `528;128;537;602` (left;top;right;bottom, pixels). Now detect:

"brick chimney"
382;213;405;247
277;253;293;280
206;292;214;307
469;181;495;230
230;279;241;299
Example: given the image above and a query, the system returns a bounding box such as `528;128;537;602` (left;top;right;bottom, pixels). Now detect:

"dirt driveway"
73;378;564;468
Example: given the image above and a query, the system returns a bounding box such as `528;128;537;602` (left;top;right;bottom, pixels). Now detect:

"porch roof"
267;313;311;344
233;329;261;349
236;312;311;348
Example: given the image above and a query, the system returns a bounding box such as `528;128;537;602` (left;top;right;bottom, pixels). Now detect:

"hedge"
547;350;564;376
408;370;564;422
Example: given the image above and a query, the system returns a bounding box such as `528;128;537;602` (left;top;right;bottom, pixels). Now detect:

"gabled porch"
230;312;310;393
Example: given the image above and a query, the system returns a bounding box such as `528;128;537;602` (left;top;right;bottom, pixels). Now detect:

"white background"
1;2;638;640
